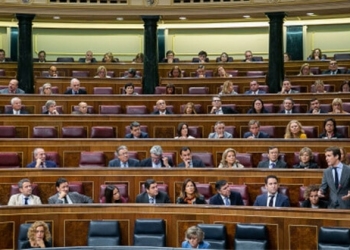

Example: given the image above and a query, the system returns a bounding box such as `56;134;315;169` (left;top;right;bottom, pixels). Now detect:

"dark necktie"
270;162;276;169
24;197;29;205
64;196;69;204
334;167;339;189
268;195;274;207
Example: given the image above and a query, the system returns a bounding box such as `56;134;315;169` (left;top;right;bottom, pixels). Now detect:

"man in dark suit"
244;80;266;95
26;148;57;168
209;96;238;114
278;80;299;94
209;180;244;206
177;146;205;168
78;50;97;63
135;179;171;204
308;98;327;114
0;49;11;62
48;177;93;204
125;121;149;138
319;147;350;209
253;175;290;207
140;145;173;168
322;60;345;75
64;78;87;95
151;99;173;115
108;145;140;167
33;50;47;63
243;120;270;139
257;146;287;169
5;97;29;114
279;97;298;114
242;50;258;62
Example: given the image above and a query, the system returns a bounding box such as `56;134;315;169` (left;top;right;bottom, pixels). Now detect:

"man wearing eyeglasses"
151;99;173;115
322;60;344;75
209;96;238;114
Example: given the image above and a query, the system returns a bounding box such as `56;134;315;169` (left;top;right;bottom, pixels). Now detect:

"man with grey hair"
208;121;233;138
8;178;42;205
42;100;59;115
0;79;25;94
5;97;28;114
64;78;87;95
140;145;173;168
108;145;140;167
26;148;57;168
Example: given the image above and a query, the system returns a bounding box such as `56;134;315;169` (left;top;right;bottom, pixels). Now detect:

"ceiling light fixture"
306;13;315;16
53;16;60;20
179;17;187;20
243;15;250;18
116;17;124;21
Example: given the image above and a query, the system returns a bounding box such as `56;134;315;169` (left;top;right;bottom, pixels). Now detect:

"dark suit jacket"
209;192;244;206
243;131;270;138
279;108;298;114
320;165;350;209
108;158;140;167
135;191;171;203
244;90;266;94
322;69;344;75
5;108;29;114
140;157;173;168
247;108;269;114
64;89;87;94
78;58;97;63
293;161;319;169
177;159;205;168
151;109;173;115
125;132;149;138
48;192;93;204
253;193;290;207
257;160;287;168
319;132;344;139
26;160;57;168
161;58;180;63
221;106;238;114
308;109;327;114
176;195;206;204
301;199;328;208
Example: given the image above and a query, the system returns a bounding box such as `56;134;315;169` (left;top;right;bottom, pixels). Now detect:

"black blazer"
216;106;238;114
247;108;270;114
64;89;87;94
177;159;205;168
140;157;173;168
279;108;298;114
151;109;173;115
125;132;149;138
209;192;244;206
243;131;270;138
319;132;344;139
135;191;171;204
322;69;345;75
293;161;319;169
301;199;328;208
161;58;180;63
78;58;97;63
176;195;206;204
5;108;29;114
308;109;327;114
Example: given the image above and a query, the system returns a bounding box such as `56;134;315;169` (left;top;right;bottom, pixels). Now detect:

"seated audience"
183;102;197;115
48;65;58;77
247;98;269;114
135;178;171;203
94;65;110;78
307;48;327;60
177;147;205;168
175;123;195;139
27;148;57;168
36;50;47;63
340;147;350;165
125;121;149;138
181;226;211;249
5;97;28;114
72;101;89;115
196;65;206;78
102;52;118;62
209;96;238;114
329;98;349;114
284;52;291;62
340;80;350;92
322;60;344;75
104;185;124;203
79;50;96;63
124;68;140;78
253;175;290;207
208;121;232;138
165;83;176;94
40;83;53;95
48;177;93;204
8;178;42;205
151;99;173;115
243;120;270;139
244;80;266;95
279;97;296;114
133;52;144;63
218;80;238;95
0;79;25;94
242;50;256;62
313;79;327;93
43;100;59;115
168;66;183;78
216;65;232;77
124;82;139;95
284;120;307;139
218;148;244;168
176;178;206;204
301;184;328;208
209;179;244;206
297;63;313;76
257;146;287;168
140;145;173;168
163;50;178;63
278;79;299;94
217;52;230;63
308;98;327;114
318;118;344;139
64;78;87;95
197;50;208;63
21;221;52;249
108;145;140;167
293;147;319;169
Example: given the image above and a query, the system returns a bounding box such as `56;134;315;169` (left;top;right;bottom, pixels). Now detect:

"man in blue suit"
243;120;270;139
253;175;290;207
244;80;266;95
108;145;139;167
177;146;205;168
125;121;149;138
209;180;244;206
26;148;57;168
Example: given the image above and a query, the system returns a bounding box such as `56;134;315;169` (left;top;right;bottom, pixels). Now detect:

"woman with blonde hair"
183;102;197;115
22;221;52;248
218;148;244;168
284;120;307;139
102;52;118;62
216;65;232;78
176;178;206;204
133;53;144;63
340;147;350;165
219;80;238;95
313;79;326;93
40;83;53;95
181;226;211;249
307;48;326;60
94;65;111;78
329;98;349;114
297;63;313;76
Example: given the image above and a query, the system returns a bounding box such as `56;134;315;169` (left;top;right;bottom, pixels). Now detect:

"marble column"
142;16;159;94
265;12;286;93
16;14;35;94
